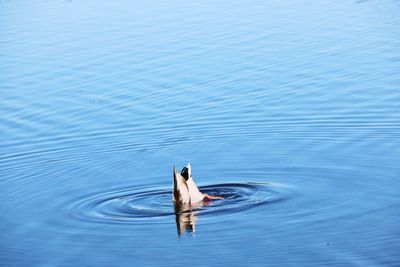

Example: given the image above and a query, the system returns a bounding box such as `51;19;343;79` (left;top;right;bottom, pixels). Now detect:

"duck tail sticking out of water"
173;165;190;204
173;163;223;204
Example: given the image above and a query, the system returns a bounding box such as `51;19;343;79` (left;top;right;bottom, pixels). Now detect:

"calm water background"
1;0;400;266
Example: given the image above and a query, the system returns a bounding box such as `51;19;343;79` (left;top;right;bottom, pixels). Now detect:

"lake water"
1;0;400;266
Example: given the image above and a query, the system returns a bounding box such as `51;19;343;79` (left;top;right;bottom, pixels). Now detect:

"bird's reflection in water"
174;201;208;237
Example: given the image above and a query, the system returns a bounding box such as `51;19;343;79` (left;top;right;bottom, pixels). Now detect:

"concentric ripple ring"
68;182;290;224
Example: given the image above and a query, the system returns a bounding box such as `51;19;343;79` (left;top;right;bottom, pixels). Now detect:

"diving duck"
173;163;224;204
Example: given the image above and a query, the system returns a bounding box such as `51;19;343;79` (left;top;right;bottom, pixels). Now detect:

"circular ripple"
68;182;289;224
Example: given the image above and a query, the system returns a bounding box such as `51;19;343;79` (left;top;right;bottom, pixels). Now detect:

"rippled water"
1;0;400;266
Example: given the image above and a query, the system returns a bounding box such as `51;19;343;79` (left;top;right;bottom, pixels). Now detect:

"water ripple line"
67;182;290;225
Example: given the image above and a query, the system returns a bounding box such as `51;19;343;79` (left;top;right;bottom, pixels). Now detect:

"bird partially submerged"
173;163;224;204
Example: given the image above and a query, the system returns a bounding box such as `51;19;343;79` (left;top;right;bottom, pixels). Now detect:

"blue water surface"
1;0;400;266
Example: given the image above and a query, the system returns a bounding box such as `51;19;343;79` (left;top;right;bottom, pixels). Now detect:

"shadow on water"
173;198;226;237
174;202;200;237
